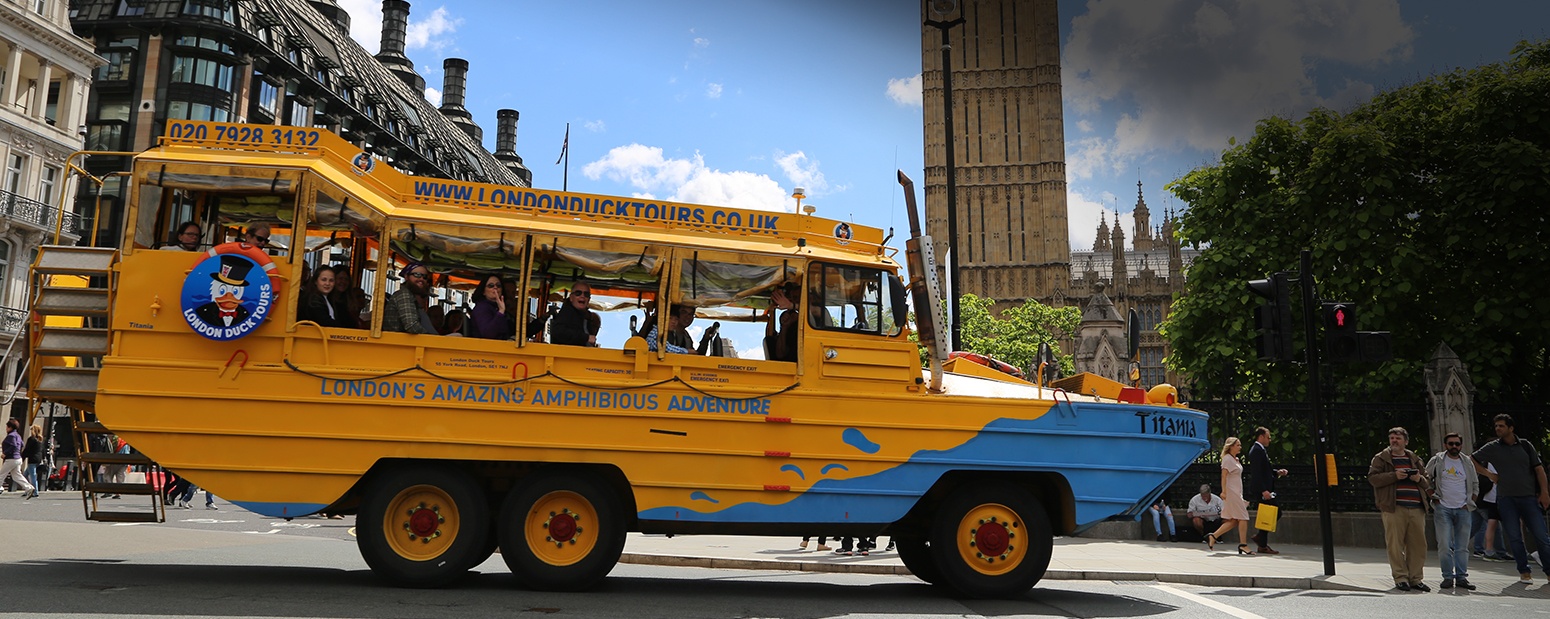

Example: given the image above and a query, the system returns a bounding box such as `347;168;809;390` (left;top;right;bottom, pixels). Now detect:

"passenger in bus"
645;304;695;354
469;274;512;340
764;283;800;362
441;308;467;336
243;223;272;249
160;221;202;251
548;282;600;346
345;287;371;329
383;263;437;335
298;265;350;328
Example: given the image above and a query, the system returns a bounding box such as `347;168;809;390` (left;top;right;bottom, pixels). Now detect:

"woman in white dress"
1208;437;1254;554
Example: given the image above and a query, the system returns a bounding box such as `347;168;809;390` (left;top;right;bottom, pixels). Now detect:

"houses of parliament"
921;0;1198;387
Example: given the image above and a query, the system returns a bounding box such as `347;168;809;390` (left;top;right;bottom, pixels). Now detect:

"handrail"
0;357;28;405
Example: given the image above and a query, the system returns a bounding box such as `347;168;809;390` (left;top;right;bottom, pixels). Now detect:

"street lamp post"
926;0;965;352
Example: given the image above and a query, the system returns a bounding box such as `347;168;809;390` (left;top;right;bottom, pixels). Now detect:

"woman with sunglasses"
469;274;512;340
161;221;202;251
548;282;599;346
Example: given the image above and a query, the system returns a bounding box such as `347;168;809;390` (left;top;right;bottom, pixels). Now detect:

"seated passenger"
298;265;351;327
383;263;437;334
646;304;700;354
763;283;800;362
243;222;272;250
161;221;201;251
548;282;599;346
468;274;512;340
442;308;467;336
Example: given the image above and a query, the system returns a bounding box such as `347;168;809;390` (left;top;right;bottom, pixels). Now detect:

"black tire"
927;482;1052;598
895;536;942;585
498;469;627;592
357;465;491;588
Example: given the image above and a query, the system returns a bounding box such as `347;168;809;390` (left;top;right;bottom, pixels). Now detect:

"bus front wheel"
357;465;492;588
928;482;1052;598
498;469;627;591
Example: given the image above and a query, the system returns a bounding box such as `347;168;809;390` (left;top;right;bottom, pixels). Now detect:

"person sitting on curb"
1187;484;1225;543
1148;493;1176;542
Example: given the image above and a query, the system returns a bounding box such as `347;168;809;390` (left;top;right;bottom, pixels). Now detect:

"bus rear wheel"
357;465;491;588
894;537;942;585
928;482;1052;598
498;470;626;591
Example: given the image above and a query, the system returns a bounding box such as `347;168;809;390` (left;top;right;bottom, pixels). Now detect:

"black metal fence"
1164;399;1548;512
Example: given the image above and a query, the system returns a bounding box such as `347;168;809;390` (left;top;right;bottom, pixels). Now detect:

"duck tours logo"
181;254;274;341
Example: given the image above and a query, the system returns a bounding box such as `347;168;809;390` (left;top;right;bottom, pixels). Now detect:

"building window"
86;125;124;151
169;55;234;90
167;100;229;122
4;154;25;196
172;36;235;56
33;0;46;16
116;0;145;17
39;165;58;205
0;240;11;302
96;51;136;81
287;100;310;126
182;0;232;22
254;78;280;118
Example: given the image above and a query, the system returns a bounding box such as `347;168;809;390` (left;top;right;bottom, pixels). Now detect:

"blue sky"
335;0;1548;253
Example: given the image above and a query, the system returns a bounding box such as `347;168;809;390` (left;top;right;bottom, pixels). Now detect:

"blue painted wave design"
842;428;880;454
689;491;720;504
779;465;805;480
639;402;1209;530
820;464;849;475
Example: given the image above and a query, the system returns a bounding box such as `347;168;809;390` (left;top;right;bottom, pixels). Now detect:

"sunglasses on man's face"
571;290;591;298
408;272;429;280
251;235;270;245
1446;442;1462;447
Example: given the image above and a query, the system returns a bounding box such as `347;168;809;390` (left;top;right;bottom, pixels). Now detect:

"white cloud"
773;150;829;196
584;120;606;133
693;37;710;48
423;86;442;107
1067;189;1111;252
405;7;461;52
886;73;923;107
337;0;383;54
706;83;724;99
1066;136;1122;182
1063;0;1414;156
583;144;792;212
1076;120;1094;133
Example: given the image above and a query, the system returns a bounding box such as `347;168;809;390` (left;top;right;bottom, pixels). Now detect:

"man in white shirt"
1426;431;1479;590
1186;483;1224;541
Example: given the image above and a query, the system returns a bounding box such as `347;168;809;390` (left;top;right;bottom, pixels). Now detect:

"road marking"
243;530;281;535
1151;584;1268;619
179;518;245;524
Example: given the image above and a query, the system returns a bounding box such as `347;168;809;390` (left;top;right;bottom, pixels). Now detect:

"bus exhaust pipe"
897;171;946;392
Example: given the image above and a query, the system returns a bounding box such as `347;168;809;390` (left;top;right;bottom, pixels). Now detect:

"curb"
617;554;1384;592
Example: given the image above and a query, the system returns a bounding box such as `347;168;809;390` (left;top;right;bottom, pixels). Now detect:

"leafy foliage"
958;294;1081;376
1165;40;1550;402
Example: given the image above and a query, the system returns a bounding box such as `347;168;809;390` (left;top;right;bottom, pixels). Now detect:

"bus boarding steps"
73;420;165;524
29;245;116;413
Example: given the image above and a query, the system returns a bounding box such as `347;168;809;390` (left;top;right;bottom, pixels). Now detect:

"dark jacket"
549;302;598;346
298;290;350;327
1247;440;1276;500
22;436;41;464
469;296;512;340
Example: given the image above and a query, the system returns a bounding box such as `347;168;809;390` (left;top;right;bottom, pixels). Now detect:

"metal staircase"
27;245;163;523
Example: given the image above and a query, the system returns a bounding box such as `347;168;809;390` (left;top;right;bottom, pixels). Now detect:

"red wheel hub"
548;512;577;543
975;521;1010;557
408;507;439;537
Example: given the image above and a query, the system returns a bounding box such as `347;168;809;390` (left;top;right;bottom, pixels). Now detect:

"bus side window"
525;237;662;348
677;253;800;361
807;262;904;337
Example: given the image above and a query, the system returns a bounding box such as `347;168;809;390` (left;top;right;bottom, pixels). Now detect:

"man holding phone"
1369;426;1433;592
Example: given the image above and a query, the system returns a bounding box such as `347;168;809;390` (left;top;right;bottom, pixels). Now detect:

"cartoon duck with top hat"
193;254;254;328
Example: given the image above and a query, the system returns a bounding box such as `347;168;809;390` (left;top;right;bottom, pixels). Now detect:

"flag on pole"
555;123;569;165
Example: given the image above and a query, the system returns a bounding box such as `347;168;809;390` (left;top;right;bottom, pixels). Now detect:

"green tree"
1164;40;1550;402
928;293;1081;377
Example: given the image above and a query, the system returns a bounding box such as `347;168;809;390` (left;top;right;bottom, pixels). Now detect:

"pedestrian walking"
1;419;36;499
1206;437;1253;555
1425;431;1477;590
1369;426;1431;592
22;423;44;498
1471;413;1550;584
1247;426;1287;554
799;536;831;551
1472;462;1511;561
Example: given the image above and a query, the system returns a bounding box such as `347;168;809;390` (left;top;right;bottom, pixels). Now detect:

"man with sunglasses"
1425;431;1478;590
243;222;272;249
383;263;437;335
548;282;599;347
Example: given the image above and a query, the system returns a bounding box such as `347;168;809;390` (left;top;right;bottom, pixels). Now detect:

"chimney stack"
493;109;532;187
439;58;481;141
375;0;425;93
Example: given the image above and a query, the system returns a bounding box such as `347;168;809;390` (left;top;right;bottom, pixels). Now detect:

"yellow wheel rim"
382;484;461;562
954;502;1024;576
525;490;598;567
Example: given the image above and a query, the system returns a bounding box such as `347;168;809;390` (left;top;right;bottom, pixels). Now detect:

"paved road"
6;494;1545;618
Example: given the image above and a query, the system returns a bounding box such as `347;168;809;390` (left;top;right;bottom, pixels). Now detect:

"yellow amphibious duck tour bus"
29;120;1207;598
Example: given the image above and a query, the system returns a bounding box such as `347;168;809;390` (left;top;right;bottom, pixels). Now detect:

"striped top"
1393;453;1423;509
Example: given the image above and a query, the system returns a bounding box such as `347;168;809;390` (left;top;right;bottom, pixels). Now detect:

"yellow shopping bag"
1254;503;1279;532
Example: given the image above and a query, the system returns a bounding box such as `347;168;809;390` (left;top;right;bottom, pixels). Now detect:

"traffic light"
1324;303;1359;363
1247;273;1293;362
1323;302;1394;363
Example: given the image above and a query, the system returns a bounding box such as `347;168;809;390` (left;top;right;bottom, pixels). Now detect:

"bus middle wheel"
498;470;627;592
357;465;491;588
928;482;1052;598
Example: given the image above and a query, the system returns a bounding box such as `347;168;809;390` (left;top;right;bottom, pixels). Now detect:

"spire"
1133;179;1153;251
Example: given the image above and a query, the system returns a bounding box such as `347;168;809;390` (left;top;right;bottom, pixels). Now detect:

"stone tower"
921;0;1069;306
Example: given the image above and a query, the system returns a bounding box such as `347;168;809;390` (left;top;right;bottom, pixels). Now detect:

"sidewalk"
621;534;1550;597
